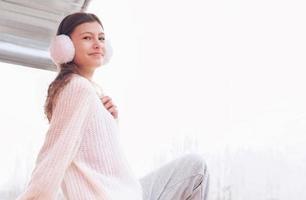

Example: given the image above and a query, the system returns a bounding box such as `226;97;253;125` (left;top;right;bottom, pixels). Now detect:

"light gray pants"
139;153;209;200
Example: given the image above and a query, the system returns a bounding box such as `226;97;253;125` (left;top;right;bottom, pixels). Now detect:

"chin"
90;61;103;68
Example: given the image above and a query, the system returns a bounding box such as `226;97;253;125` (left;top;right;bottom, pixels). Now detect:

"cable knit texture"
16;74;143;200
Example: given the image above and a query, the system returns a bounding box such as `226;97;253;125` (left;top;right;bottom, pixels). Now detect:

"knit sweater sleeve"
16;77;94;200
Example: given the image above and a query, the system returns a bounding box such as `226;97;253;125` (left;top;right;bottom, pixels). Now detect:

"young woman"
16;12;209;200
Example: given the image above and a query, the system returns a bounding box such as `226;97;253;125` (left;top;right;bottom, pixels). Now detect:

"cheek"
74;44;88;60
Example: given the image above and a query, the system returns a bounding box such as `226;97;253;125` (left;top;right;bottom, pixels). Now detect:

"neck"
77;67;95;81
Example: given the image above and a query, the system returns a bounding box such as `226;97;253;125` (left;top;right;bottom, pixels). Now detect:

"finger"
107;106;118;113
104;102;115;109
102;97;112;106
109;108;118;119
101;97;111;104
112;112;118;119
108;106;117;113
101;96;111;103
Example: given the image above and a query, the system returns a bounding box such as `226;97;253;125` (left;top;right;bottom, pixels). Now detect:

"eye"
83;36;91;40
99;37;105;41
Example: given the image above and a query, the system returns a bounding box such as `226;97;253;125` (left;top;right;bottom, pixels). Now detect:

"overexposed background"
1;0;306;199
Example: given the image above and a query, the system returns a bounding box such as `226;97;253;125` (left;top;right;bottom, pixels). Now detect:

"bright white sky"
0;0;306;190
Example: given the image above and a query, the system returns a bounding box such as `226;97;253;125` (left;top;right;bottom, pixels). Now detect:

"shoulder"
67;74;93;91
61;74;95;97
69;74;92;88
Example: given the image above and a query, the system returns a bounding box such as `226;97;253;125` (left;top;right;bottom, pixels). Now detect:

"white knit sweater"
16;74;143;200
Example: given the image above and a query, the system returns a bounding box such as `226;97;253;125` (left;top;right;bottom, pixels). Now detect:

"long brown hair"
44;12;103;123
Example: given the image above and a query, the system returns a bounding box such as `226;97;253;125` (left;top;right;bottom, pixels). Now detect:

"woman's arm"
16;77;94;200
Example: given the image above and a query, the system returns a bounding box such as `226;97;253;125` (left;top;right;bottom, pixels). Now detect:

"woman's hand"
100;96;118;119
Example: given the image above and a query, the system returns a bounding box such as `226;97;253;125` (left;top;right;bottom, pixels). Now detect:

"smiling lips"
89;52;104;57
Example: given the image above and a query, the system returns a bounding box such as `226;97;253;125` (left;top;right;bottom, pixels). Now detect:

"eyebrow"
80;32;105;36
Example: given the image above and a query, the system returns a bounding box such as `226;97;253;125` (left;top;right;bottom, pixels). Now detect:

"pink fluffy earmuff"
49;34;113;70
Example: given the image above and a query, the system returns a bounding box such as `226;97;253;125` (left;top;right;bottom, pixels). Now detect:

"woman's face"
70;21;105;70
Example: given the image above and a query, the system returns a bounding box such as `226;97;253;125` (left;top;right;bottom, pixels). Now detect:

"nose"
93;39;104;50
